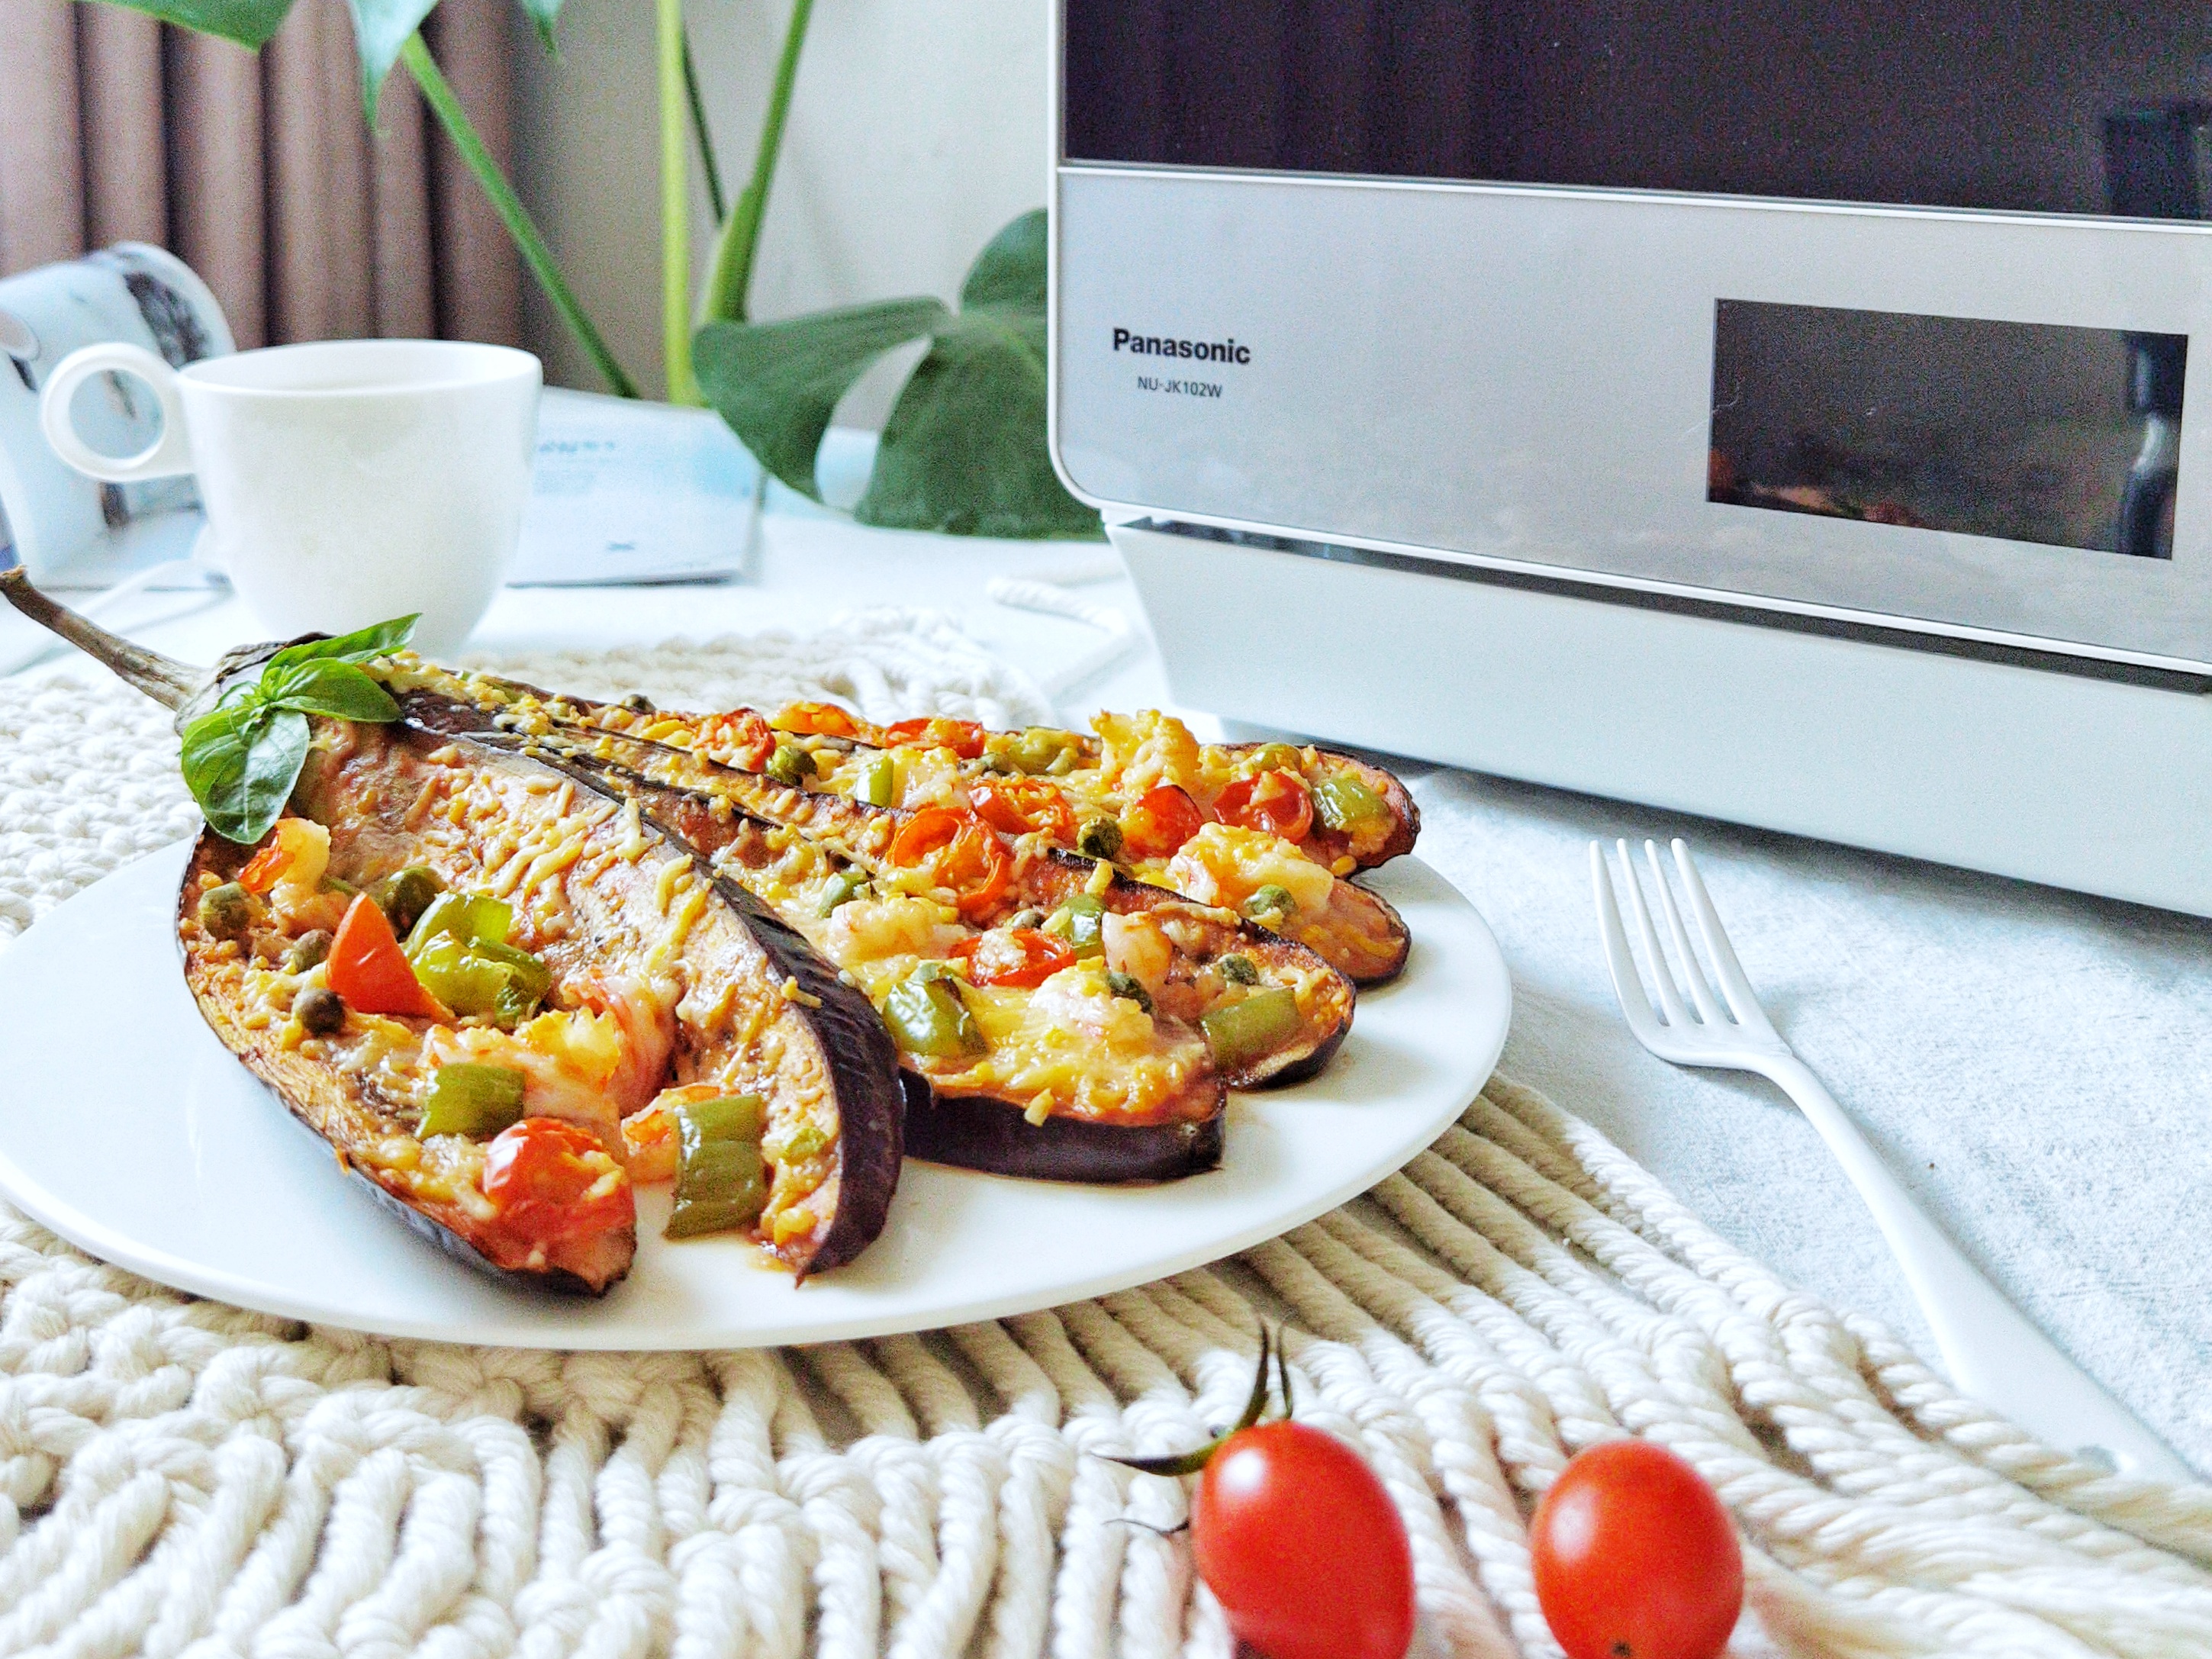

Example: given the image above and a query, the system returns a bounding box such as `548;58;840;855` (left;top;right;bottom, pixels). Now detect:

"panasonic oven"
1049;1;2212;913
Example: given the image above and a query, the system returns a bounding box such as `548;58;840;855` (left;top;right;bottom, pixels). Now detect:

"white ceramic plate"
0;844;1508;1348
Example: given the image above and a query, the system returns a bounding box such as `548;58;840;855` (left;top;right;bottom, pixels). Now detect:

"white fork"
1592;836;2191;1483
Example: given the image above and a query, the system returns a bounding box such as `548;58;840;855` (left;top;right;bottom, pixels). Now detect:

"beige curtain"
0;0;521;350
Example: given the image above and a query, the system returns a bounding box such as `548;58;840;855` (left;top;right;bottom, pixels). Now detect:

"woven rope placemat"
2;617;2207;1659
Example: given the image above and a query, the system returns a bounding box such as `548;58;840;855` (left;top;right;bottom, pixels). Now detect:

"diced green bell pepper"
855;752;896;807
997;726;1077;775
1311;776;1387;833
816;868;870;916
884;972;986;1058
665;1094;768;1239
419;1062;527;1138
410;936;513;1017
1200;985;1302;1070
407;890;513;952
405;894;549;1027
1042;893;1106;957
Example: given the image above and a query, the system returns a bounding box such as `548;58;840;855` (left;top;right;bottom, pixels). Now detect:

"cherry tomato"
883;716;989;760
949;927;1076;989
1120;783;1207;858
774;700;860;739
969;776;1077;842
889;807;1013;919
1212;769;1315;843
237;837;296;895
1190;1419;1415;1659
482;1119;636;1248
326;893;446;1020
694;708;775;769
1531;1441;1743;1659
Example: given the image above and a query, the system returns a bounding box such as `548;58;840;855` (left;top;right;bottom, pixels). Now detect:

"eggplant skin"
896;1071;1224;1184
176;831;633;1296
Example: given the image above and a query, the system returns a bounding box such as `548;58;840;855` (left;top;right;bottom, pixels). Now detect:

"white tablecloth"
11;481;2207;1476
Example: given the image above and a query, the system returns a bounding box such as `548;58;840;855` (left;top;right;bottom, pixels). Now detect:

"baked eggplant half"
398;689;1357;1183
404;672;1411;986
767;701;1422;871
0;574;903;1289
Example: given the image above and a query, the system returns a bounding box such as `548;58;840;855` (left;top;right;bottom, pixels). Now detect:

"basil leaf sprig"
178;616;418;844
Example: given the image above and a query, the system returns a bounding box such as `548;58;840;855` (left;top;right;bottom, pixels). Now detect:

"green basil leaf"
263;614;420;677
694;298;949;501
260;658;402;723
180;704;310;844
90;0;297;49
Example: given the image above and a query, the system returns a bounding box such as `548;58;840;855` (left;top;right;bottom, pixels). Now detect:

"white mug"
39;337;541;651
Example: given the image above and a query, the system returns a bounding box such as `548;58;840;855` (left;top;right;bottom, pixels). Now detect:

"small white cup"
39;337;541;651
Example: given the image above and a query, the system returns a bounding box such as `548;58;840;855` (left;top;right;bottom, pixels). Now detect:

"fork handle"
1760;1055;2191;1482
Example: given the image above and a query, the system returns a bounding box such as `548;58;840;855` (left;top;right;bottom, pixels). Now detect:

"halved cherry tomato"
1191;1419;1416;1659
1531;1441;1744;1659
1120;783;1207;858
694;708;776;769
237;838;295;895
883;716;988;760
481;1118;636;1248
774;700;860;739
969;776;1077;842
890;807;1012;919
326;893;446;1020
949;927;1077;988
1212;769;1315;843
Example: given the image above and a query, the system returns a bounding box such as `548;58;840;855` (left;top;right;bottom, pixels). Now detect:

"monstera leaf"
694;210;1103;540
85;0;547;113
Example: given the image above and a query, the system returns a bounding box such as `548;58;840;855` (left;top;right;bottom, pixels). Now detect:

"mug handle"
38;341;194;482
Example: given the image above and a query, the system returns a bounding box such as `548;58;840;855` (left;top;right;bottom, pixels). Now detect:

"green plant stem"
656;0;698;404
395;34;633;400
700;0;815;324
398;35;637;399
681;28;727;224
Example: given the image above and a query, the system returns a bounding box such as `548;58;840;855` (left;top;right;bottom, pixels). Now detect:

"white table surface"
9;463;2209;1475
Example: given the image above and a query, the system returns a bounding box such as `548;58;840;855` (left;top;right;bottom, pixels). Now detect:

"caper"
1217;953;1260;984
621;691;656;713
293;985;346;1036
1006;907;1047;932
198;882;255;940
765;743;818;787
816;869;870;916
285;929;333;972
1105;970;1154;1013
1242;884;1296;923
1076;817;1124;861
370;865;443;937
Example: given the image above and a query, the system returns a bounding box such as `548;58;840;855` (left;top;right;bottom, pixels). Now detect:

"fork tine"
1669;839;1776;1033
1589;842;1666;1044
1612;839;1693;1027
1643;839;1727;1025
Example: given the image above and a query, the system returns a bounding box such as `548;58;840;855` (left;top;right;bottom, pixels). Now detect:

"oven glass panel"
1708;301;2185;558
1064;1;2212;222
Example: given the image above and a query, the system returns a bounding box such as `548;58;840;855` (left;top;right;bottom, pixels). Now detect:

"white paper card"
508;388;761;586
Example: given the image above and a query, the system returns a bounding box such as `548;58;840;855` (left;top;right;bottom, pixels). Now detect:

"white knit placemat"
2;617;2208;1659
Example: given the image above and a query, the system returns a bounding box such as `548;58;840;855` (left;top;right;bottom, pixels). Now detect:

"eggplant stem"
0;566;201;710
